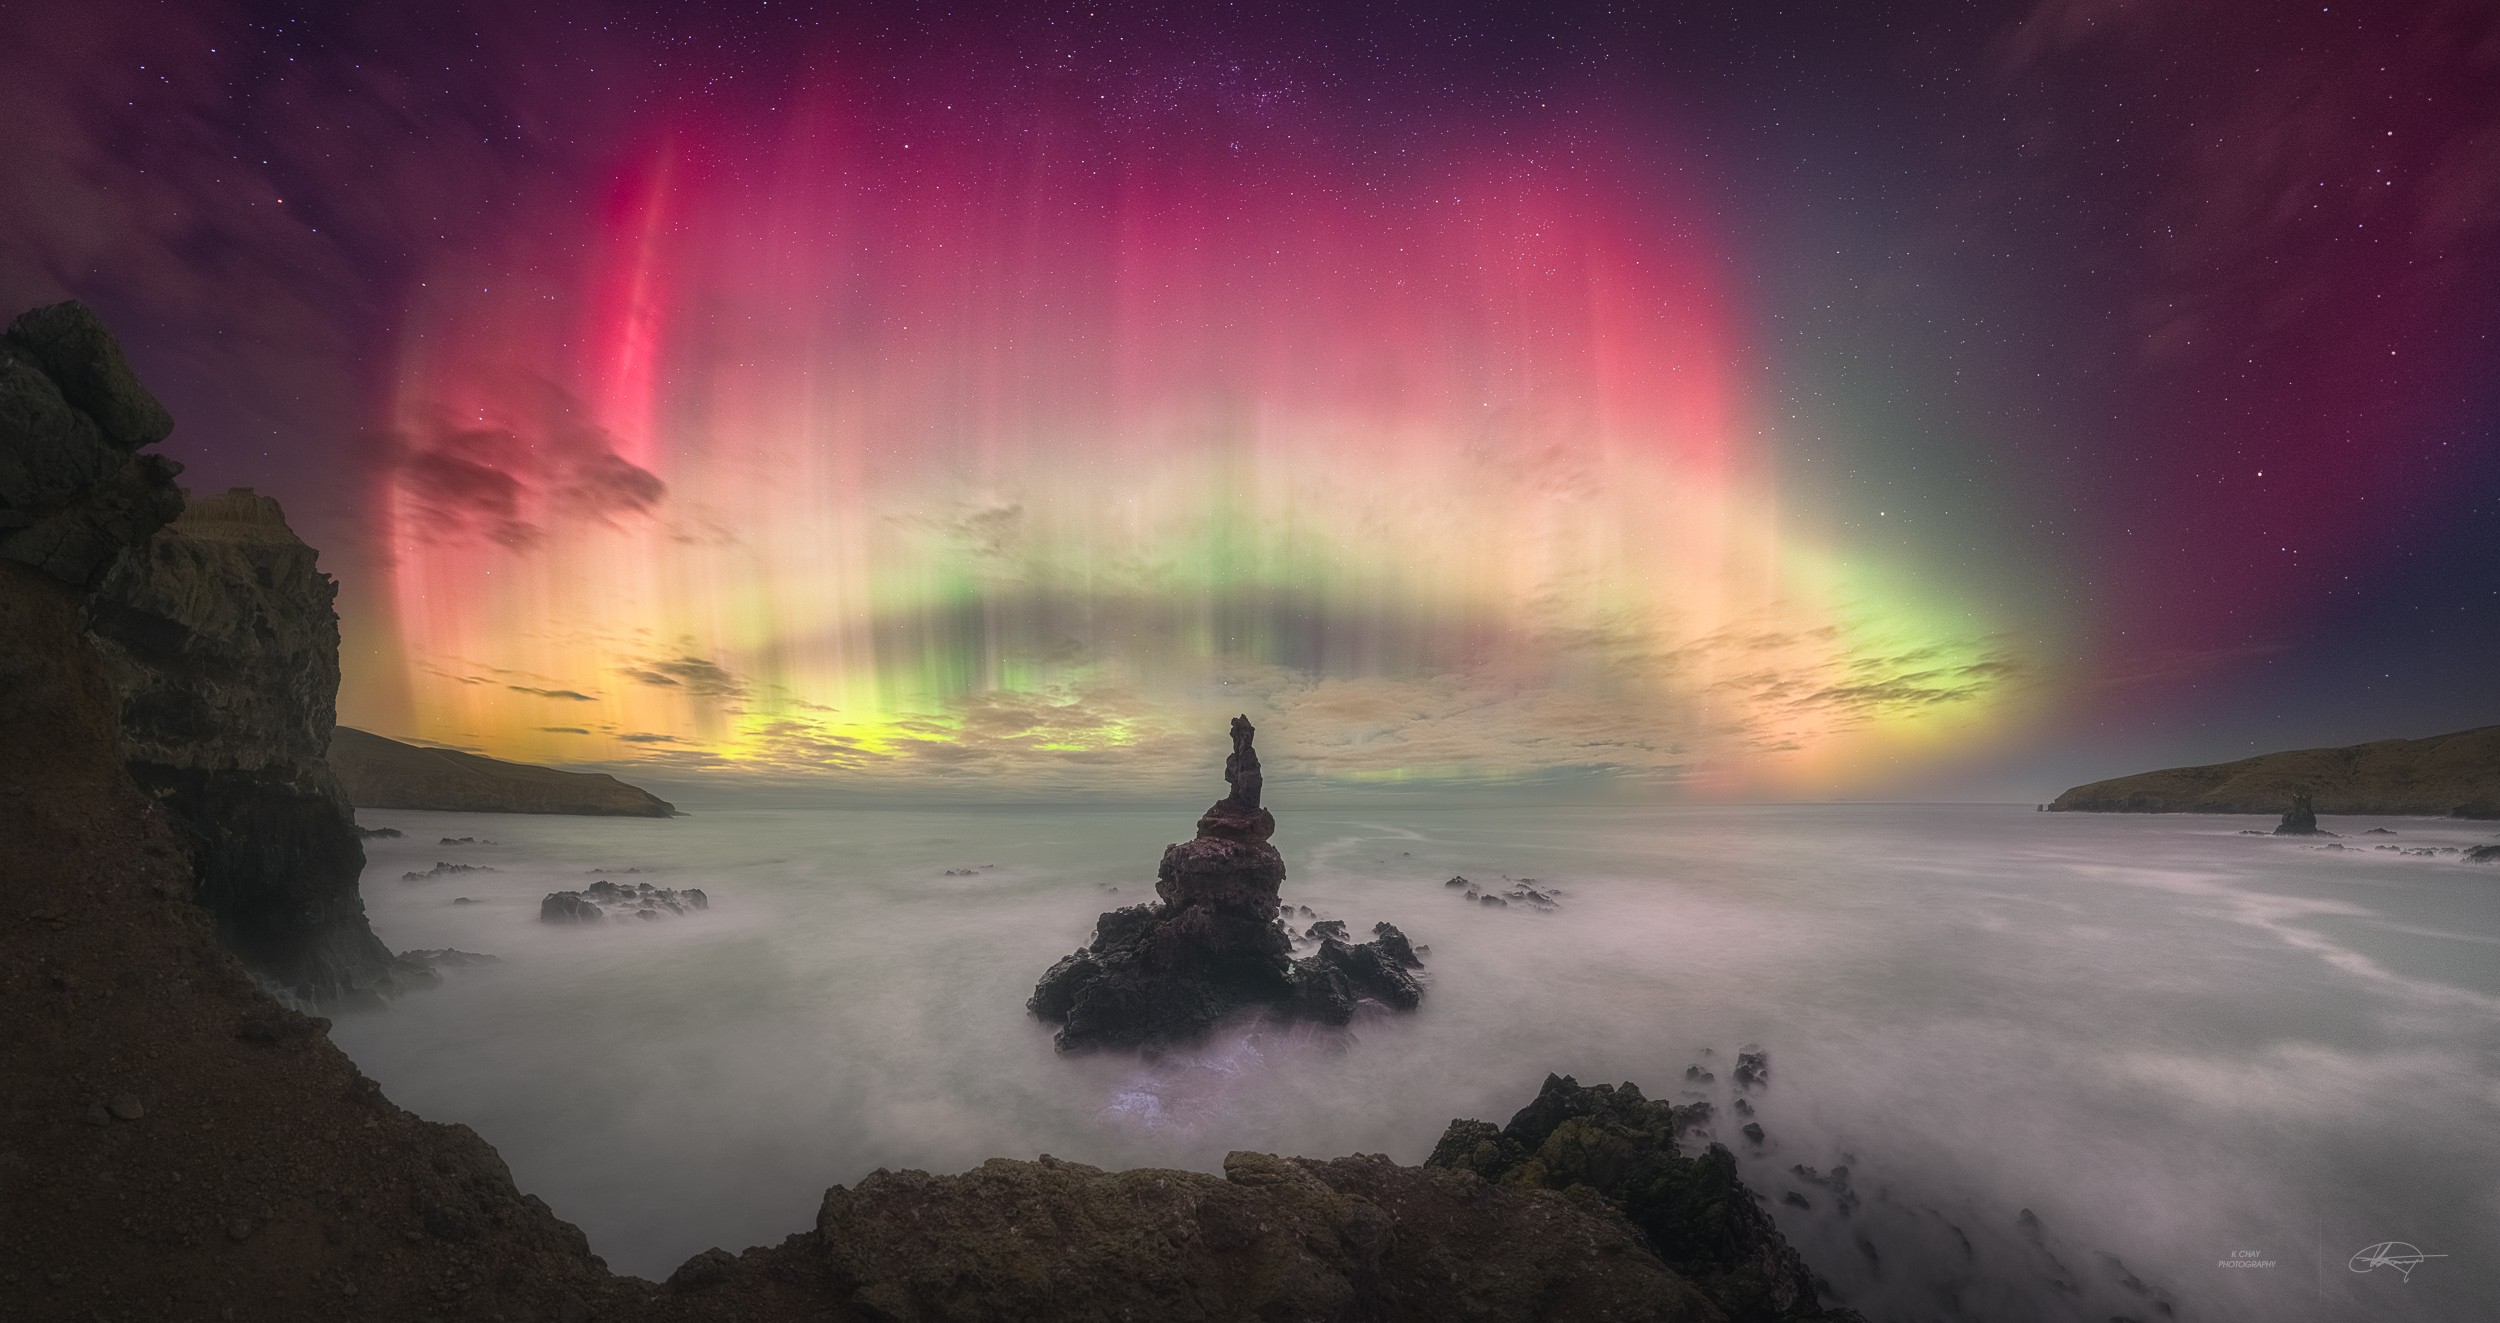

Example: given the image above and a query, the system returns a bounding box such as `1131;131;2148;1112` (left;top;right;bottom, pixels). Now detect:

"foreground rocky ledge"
2048;724;2500;817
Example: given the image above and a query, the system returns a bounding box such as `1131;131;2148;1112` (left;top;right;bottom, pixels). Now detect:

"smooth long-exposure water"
330;803;2500;1321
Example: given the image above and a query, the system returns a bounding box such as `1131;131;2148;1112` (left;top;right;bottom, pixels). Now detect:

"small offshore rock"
1742;1121;1766;1144
1445;875;1470;888
1733;1049;1768;1089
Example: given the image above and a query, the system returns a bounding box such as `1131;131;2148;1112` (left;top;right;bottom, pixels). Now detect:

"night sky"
6;0;2495;799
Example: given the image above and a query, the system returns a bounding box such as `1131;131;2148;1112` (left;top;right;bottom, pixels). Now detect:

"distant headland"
2048;725;2500;817
330;726;676;818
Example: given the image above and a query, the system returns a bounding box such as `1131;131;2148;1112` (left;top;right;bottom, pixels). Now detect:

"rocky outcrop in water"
1029;716;1425;1052
1428;1073;1862;1323
0;301;183;586
2049;725;2500;817
2272;790;2330;836
330;724;677;816
540;878;710;922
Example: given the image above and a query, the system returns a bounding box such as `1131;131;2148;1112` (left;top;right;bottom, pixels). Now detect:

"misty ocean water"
331;804;2500;1321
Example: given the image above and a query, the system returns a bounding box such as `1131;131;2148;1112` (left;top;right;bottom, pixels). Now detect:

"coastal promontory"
2048;724;2500;817
330;725;677;817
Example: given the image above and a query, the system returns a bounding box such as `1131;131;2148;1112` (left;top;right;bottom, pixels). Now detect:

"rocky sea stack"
1029;716;1424;1051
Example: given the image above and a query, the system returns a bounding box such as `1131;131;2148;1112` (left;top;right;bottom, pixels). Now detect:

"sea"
328;802;2500;1322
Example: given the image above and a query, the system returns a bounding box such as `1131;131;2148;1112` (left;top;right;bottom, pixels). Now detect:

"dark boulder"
1316;936;1422;1011
540;892;604;923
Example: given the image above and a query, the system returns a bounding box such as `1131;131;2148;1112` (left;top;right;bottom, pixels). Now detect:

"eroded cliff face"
2;300;394;1005
88;487;399;1003
0;301;182;586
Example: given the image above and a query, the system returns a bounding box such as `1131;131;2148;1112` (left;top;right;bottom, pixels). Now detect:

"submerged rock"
1028;717;1426;1052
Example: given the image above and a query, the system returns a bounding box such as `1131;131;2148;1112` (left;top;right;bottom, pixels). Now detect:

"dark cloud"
384;379;666;549
617;732;680;744
624;656;744;697
508;685;595;701
537;726;590;734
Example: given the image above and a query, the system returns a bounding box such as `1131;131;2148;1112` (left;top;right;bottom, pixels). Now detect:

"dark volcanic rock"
85;486;400;1004
330;724;675;816
0;301;185;587
2049;724;2500;817
1428;1073;1861;1323
541;879;709;923
2273;790;2330;836
1028;716;1427;1051
805;1148;1727;1322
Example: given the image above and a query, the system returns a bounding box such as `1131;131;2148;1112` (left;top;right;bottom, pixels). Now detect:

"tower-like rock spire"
1026;717;1425;1052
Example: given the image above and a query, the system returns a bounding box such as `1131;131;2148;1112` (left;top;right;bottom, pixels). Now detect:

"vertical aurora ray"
373;93;2023;795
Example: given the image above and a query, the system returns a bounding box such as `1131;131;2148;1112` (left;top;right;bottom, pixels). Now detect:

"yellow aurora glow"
359;118;2023;795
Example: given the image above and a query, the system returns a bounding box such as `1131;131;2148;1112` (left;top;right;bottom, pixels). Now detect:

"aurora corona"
378;94;2017;794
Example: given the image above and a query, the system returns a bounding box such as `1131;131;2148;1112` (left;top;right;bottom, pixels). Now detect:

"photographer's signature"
2348;1242;2445;1282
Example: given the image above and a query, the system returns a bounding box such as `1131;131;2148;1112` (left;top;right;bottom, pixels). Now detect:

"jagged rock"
1370;921;1421;968
356;825;403;839
1315;936;1422;1010
2464;844;2500;864
2274;790;2330;836
1427;1074;1858;1322
4;301;174;448
540;879;709;924
402;861;495;882
1028;717;1426;1052
806;1146;1732;1322
0;301;185;587
1733;1049;1769;1089
400;948;501;969
1445;875;1470;888
540;892;603;923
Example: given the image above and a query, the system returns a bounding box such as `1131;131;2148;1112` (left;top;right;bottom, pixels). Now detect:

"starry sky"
5;0;2495;800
